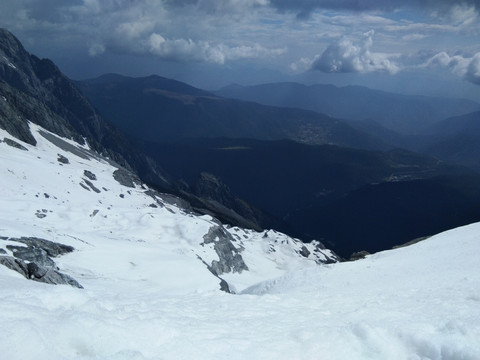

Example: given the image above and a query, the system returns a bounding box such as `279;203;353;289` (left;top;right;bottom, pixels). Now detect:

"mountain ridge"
215;81;480;134
77;73;388;150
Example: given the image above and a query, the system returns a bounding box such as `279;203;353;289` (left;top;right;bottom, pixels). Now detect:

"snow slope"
1;124;479;359
0;123;335;293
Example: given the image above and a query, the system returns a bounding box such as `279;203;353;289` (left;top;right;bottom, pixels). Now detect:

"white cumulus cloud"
424;51;480;85
145;33;285;64
307;30;400;74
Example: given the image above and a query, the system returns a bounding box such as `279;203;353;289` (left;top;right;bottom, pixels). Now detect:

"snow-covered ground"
1;124;479;359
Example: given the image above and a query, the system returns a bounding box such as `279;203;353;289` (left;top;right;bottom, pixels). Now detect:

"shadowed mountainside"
139;137;480;258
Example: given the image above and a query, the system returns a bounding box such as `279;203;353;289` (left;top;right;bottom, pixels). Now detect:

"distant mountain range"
216;82;480;134
77;74;386;150
421;111;480;172
217;81;480;175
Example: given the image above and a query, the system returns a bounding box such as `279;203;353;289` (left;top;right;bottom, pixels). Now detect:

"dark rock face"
299;245;311;258
26;262;83;288
0;236;82;288
39;130;91;160
203;225;248;275
113;168;141;188
3;137;27;150
0;256;29;276
219;278;231;293
6;245;56;267
349;251;370;261
13;236;74;257
83;179;101;193
83;170;97;181
57;154;69;164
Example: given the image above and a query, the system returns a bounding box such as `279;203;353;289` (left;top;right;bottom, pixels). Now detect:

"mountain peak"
0;28;25;56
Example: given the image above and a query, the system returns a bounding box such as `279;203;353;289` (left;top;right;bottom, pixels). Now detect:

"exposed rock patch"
0;236;82;288
38;130;90;160
57;154;69;164
349;250;370;261
299;245;311;258
83;170;97;181
203;225;248;275
83;179;101;193
3;137;27;150
113;168;141;188
6;245;55;267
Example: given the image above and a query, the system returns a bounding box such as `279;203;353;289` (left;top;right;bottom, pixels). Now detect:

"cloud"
306;30;400;74
88;43;105;56
1;0;479;90
0;1;282;65
166;0;268;14
143;33;285;64
269;0;480;17
290;57;315;72
424;51;480;84
402;33;428;41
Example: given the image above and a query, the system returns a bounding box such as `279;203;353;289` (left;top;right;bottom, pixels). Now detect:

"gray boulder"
13;236;74;257
26;262;83;288
6;245;56;267
203;225;248;275
57;154;69;164
3;137;27;150
83;170;97;180
113;168;141;188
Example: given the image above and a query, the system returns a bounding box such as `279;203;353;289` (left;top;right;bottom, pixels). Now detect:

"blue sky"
1;0;479;100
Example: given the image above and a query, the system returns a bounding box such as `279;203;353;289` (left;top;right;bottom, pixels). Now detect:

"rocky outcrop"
0;236;82;288
6;245;56;267
3;137;28;150
202;225;248;275
57;154;69;164
349;250;370;261
11;236;74;257
83;170;97;181
113;168;141;188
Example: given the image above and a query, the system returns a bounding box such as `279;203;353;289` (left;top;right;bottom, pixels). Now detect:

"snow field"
1;124;479;359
